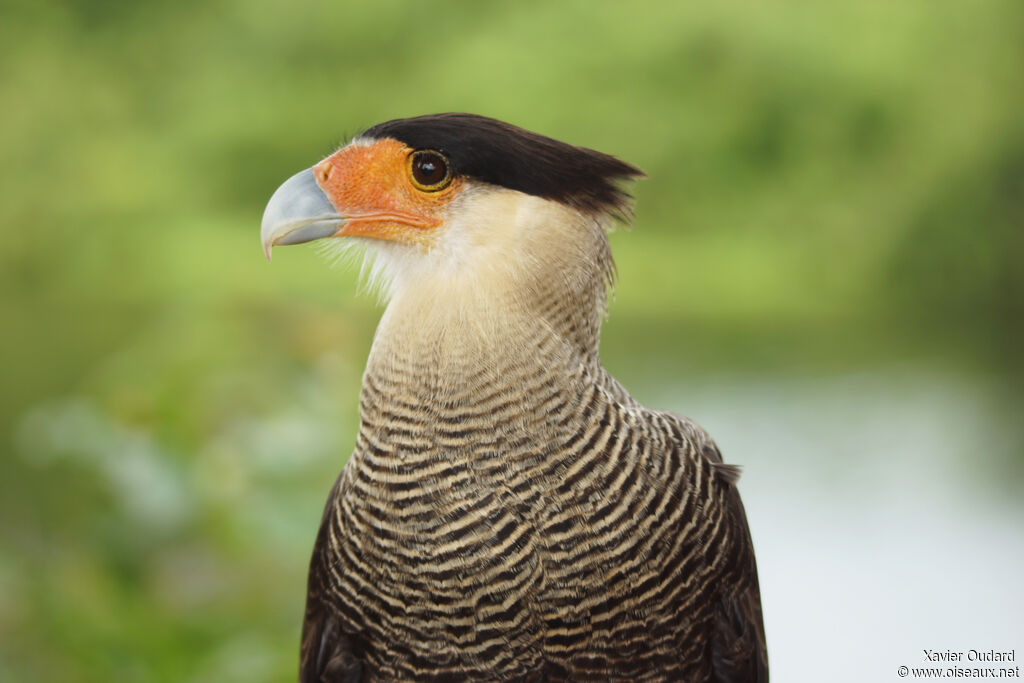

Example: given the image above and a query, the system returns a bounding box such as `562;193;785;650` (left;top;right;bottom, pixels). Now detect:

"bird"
261;113;768;682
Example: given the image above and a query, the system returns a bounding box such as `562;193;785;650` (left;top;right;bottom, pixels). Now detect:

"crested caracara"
261;113;768;682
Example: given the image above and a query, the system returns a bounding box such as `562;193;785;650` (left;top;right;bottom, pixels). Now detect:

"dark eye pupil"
413;152;448;186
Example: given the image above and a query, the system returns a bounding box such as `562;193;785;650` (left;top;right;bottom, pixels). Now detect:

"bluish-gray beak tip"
261;167;344;262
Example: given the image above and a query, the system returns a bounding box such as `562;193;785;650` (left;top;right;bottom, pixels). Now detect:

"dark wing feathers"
710;482;769;683
300;478;365;683
711;587;770;683
300;605;363;683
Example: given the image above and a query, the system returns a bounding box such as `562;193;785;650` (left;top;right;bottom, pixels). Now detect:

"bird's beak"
260;167;345;262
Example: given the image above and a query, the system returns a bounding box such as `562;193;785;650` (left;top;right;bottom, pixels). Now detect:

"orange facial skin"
313;139;463;246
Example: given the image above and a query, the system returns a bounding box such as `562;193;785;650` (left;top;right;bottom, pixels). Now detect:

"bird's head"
262;114;642;347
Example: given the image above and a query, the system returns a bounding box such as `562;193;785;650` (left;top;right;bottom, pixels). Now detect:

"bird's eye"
408;150;452;191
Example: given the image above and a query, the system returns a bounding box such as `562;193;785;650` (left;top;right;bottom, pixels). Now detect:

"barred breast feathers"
306;173;764;682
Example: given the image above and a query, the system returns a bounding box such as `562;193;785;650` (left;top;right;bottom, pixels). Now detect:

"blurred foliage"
1;0;1022;681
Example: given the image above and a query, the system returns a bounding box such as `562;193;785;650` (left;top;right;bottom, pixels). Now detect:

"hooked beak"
260;168;344;261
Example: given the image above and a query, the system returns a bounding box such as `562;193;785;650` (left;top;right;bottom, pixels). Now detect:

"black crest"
361;113;644;214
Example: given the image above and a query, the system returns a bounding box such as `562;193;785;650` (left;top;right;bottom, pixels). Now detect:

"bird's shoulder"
624;405;770;682
646;406;744;487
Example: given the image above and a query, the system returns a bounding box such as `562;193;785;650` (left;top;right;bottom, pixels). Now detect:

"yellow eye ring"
407;150;452;192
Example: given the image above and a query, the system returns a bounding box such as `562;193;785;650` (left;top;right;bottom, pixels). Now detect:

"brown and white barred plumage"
263;114;767;682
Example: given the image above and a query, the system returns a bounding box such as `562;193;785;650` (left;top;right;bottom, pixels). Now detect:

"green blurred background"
2;1;1022;681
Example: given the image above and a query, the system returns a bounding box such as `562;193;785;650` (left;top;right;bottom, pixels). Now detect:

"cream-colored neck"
363;187;614;382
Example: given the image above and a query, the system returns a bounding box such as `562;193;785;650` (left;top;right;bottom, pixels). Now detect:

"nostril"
315;162;332;184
